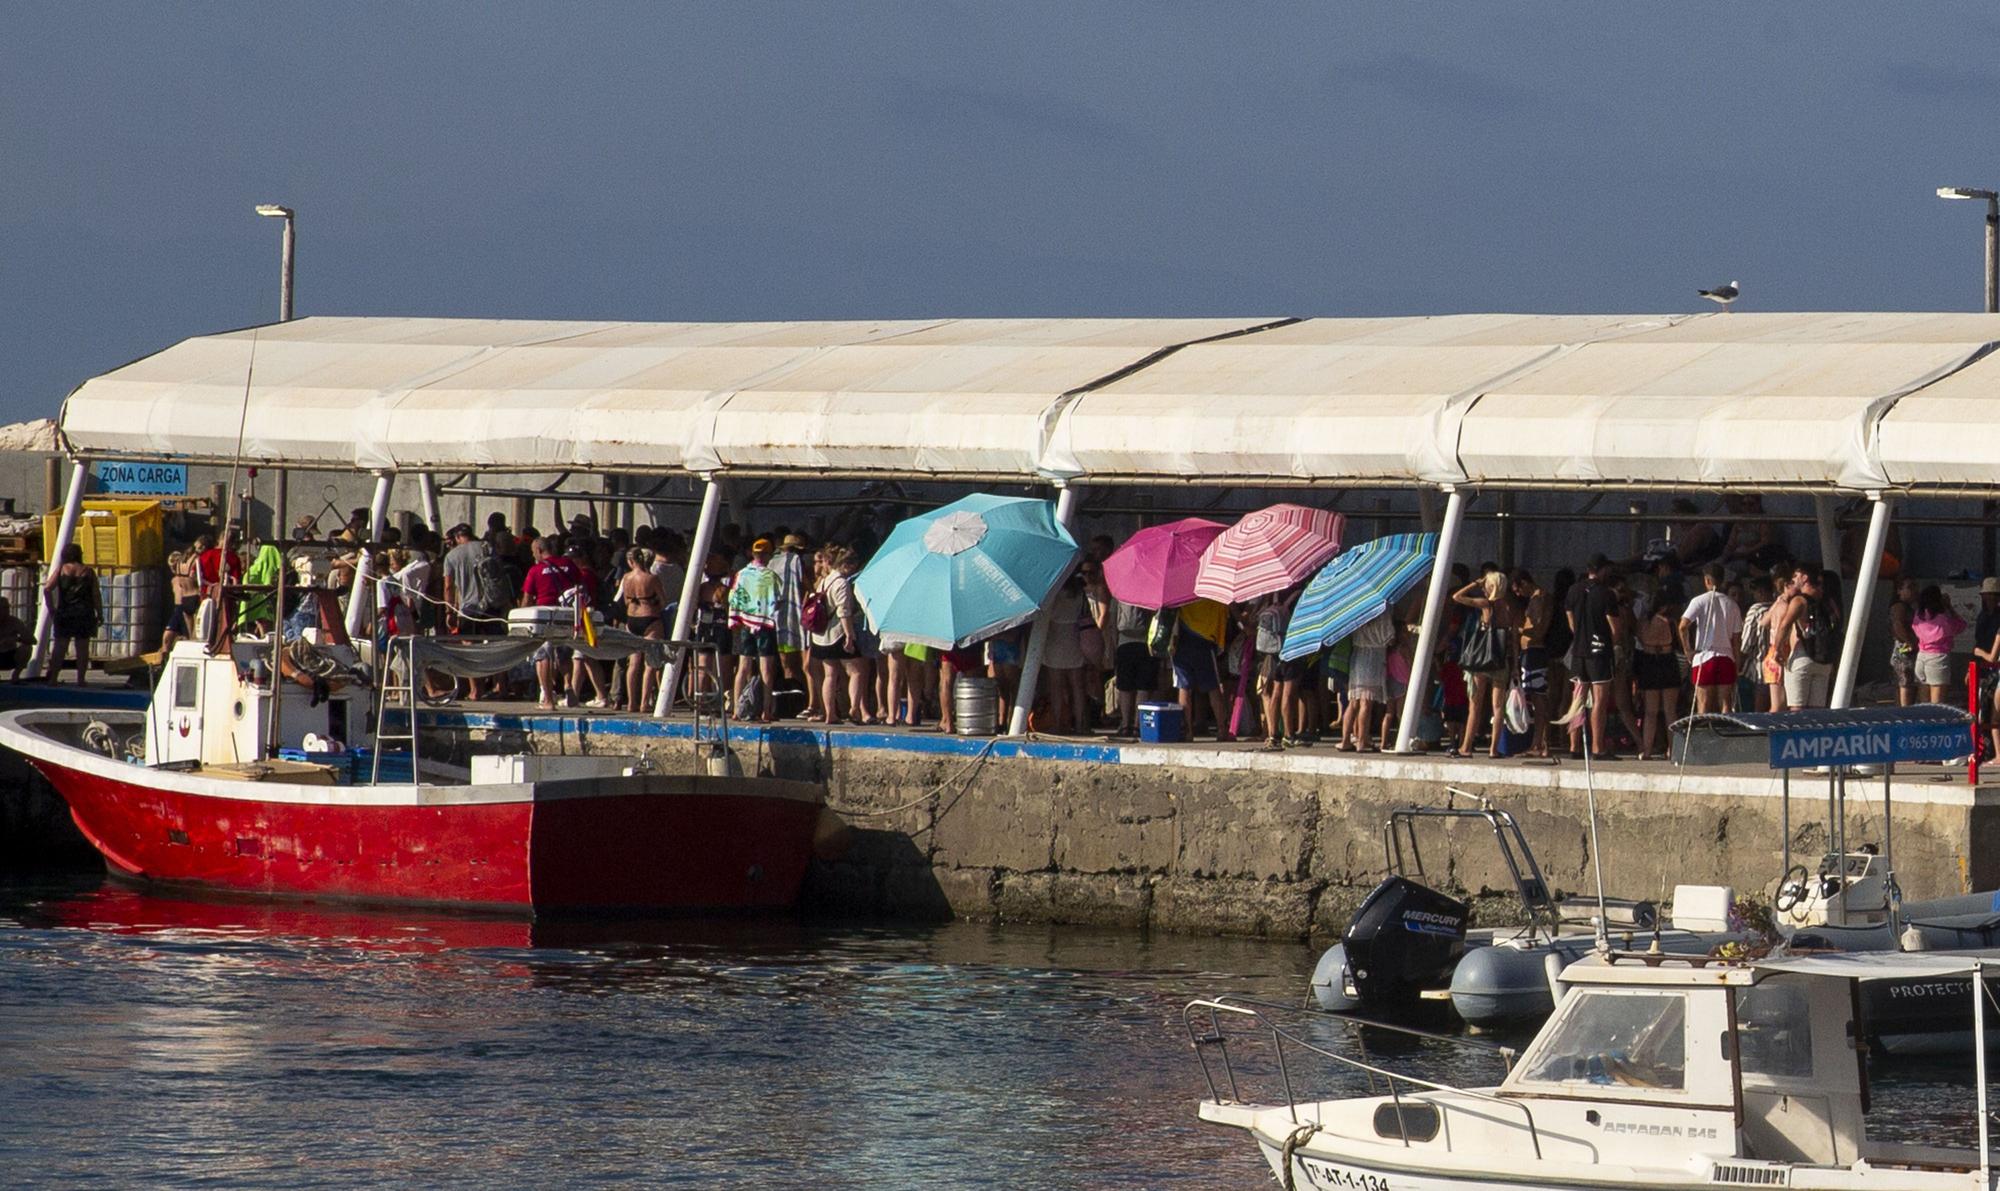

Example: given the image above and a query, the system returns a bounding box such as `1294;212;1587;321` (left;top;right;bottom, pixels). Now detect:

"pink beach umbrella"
1102;518;1227;610
1192;503;1346;605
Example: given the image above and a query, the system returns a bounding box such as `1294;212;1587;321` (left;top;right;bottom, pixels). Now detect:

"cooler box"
507;606;573;638
1138;701;1184;744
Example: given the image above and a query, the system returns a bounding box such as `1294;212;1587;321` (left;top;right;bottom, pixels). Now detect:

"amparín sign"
1768;723;1969;769
94;461;186;495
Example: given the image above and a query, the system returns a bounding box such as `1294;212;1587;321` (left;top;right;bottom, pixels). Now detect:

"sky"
5;3;2000;423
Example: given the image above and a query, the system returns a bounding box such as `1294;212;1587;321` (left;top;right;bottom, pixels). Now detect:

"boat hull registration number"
1296;1158;1391;1191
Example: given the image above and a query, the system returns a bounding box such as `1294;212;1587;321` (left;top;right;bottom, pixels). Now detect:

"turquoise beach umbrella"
854;493;1079;650
1279;532;1437;660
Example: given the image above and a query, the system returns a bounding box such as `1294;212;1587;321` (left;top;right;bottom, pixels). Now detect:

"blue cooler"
1137;701;1185;744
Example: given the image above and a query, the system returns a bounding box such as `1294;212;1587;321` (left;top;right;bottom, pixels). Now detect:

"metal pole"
1986;196;1997;315
417;473;442;536
1812;496;1841;577
1395;488;1465;753
1830;496;1891;709
345;472;393;640
27;460;88;679
656;477;722;717
1008;485;1080;736
1976;958;1990;1187
274;469;289;543
1782;768;1791;880
279;214;295;322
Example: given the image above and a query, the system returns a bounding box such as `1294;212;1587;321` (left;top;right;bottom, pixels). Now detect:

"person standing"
44;543;99;684
520;536;583;710
772;533;810;706
1770;568;1839;711
808;545;867;725
1564;557;1622;759
1910;585;1968;706
1886;579;1920;707
728;538;782;723
1678;563;1742;715
1510;569;1553;757
1451;572;1513;758
442;524;505;700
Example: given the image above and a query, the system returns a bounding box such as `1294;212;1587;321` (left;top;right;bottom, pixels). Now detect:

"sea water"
0;874;1978;1188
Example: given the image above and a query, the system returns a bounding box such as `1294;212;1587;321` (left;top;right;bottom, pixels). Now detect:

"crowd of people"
30;494;2000;763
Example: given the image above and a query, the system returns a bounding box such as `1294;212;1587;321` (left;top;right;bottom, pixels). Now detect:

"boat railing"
1183;996;1543;1159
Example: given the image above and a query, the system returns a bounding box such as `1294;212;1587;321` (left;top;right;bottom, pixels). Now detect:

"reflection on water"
0;874;1979;1187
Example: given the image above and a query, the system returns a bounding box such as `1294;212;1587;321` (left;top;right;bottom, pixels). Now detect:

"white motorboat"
1196;949;1999;1191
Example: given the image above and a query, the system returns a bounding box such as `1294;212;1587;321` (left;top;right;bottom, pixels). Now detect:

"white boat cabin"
1197;951;1994;1189
145;639;369;768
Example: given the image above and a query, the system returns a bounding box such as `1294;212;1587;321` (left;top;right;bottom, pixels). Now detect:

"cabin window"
1372;1102;1440;1142
171;665;198;710
1734;981;1812;1080
1519;991;1686;1091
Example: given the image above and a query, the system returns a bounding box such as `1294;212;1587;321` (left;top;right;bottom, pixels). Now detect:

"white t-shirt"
1681;588;1743;667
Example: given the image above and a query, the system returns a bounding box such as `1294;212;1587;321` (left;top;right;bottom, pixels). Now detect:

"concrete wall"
437;714;2000;941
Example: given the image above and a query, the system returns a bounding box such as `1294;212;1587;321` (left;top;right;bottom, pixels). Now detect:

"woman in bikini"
620;546;667;714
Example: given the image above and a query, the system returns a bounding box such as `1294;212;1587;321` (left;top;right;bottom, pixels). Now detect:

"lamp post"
1936;186;1998;313
254;203;295;321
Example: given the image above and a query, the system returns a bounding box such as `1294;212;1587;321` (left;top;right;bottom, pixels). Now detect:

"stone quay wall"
440;713;2000;941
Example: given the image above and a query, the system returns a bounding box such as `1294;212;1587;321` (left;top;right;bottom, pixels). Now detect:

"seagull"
1698;280;1740;309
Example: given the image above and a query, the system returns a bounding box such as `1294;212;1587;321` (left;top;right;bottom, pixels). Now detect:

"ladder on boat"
369;634;421;784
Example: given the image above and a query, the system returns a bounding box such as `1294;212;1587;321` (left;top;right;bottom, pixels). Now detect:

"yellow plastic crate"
44;499;166;568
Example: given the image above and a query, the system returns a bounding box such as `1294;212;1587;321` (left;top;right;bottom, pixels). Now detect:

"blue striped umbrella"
1279;532;1437;660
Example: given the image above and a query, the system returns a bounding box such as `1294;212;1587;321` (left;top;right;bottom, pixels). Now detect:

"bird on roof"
1698;281;1740;308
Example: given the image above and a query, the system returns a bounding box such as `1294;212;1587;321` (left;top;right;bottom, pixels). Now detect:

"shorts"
1516;647;1549;695
532;642;569;665
454;613;504;637
942;647;983;673
1114;641;1156;693
1581;649;1614;685
1634;652;1681;692
1914;651;1953;688
1171;637;1220;692
732;627;778;658
1889;644;1915;686
1690;656;1737;688
697;621;731;656
1256;652;1280;683
1762;647;1783;686
810;640;856;663
1783;655;1831;709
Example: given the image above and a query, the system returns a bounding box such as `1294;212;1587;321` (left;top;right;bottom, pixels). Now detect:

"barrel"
953;675;999;736
92;566;165;662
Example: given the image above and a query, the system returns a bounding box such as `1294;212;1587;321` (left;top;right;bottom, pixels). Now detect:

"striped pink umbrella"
1192;503;1346;605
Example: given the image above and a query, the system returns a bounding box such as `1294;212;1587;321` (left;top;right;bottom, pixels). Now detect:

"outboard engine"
1341;876;1469;1013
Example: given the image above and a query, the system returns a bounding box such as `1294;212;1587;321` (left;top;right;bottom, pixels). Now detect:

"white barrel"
953;675;999;736
92;566;164;662
0;566;35;620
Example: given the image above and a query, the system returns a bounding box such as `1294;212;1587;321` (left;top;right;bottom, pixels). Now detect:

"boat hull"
7;712;823;914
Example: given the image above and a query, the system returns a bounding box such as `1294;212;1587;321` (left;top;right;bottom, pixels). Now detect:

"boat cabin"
145;638;369;768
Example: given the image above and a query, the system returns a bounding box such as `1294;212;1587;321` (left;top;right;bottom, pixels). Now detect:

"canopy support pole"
1394;487;1464;754
346;471;394;641
1813;495;1841;576
1830;495;1891;710
1976;958;1990;1186
27;460;89;680
418;473;442;536
1008;485;1079;737
657;477;722;717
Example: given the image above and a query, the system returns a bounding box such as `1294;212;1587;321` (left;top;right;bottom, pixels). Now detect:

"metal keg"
952;675;999;736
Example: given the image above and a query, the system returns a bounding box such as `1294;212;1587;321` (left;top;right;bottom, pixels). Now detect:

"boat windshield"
1518;990;1686;1091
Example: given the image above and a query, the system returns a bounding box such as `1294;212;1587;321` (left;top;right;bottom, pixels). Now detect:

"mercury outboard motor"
1342;876;1470;1012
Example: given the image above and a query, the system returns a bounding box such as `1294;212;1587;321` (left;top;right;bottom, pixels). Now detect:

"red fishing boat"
0;636;825;914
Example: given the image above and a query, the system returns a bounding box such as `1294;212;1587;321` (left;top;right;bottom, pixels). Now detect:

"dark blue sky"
6;3;2000;422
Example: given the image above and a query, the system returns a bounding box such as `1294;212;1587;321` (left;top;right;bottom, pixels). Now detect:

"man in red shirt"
521;536;583;709
195;528;246;591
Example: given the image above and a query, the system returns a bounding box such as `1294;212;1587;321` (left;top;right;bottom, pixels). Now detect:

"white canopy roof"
57;312;2000;492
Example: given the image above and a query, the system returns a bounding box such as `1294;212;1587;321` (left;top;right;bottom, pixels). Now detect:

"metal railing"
1183;996;1543;1159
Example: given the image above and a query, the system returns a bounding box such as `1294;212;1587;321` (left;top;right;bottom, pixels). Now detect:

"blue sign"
95;462;187;495
1769;721;1971;769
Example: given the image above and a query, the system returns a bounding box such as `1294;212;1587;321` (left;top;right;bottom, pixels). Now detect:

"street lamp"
1935;186;1998;313
254;203;295;321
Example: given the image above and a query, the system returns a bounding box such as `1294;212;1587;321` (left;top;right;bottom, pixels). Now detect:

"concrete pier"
425;710;2000;941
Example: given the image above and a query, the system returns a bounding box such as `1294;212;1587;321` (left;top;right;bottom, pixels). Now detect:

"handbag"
801;589;830;634
1458;619;1505;672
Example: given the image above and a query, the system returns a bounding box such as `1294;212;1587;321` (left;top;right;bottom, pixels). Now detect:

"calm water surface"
0;874;1979;1188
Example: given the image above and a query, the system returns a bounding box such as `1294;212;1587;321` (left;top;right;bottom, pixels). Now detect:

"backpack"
469;548;511;615
1739;601;1769;663
801;589;830;634
1800;597;1840;666
1146;608;1179;658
